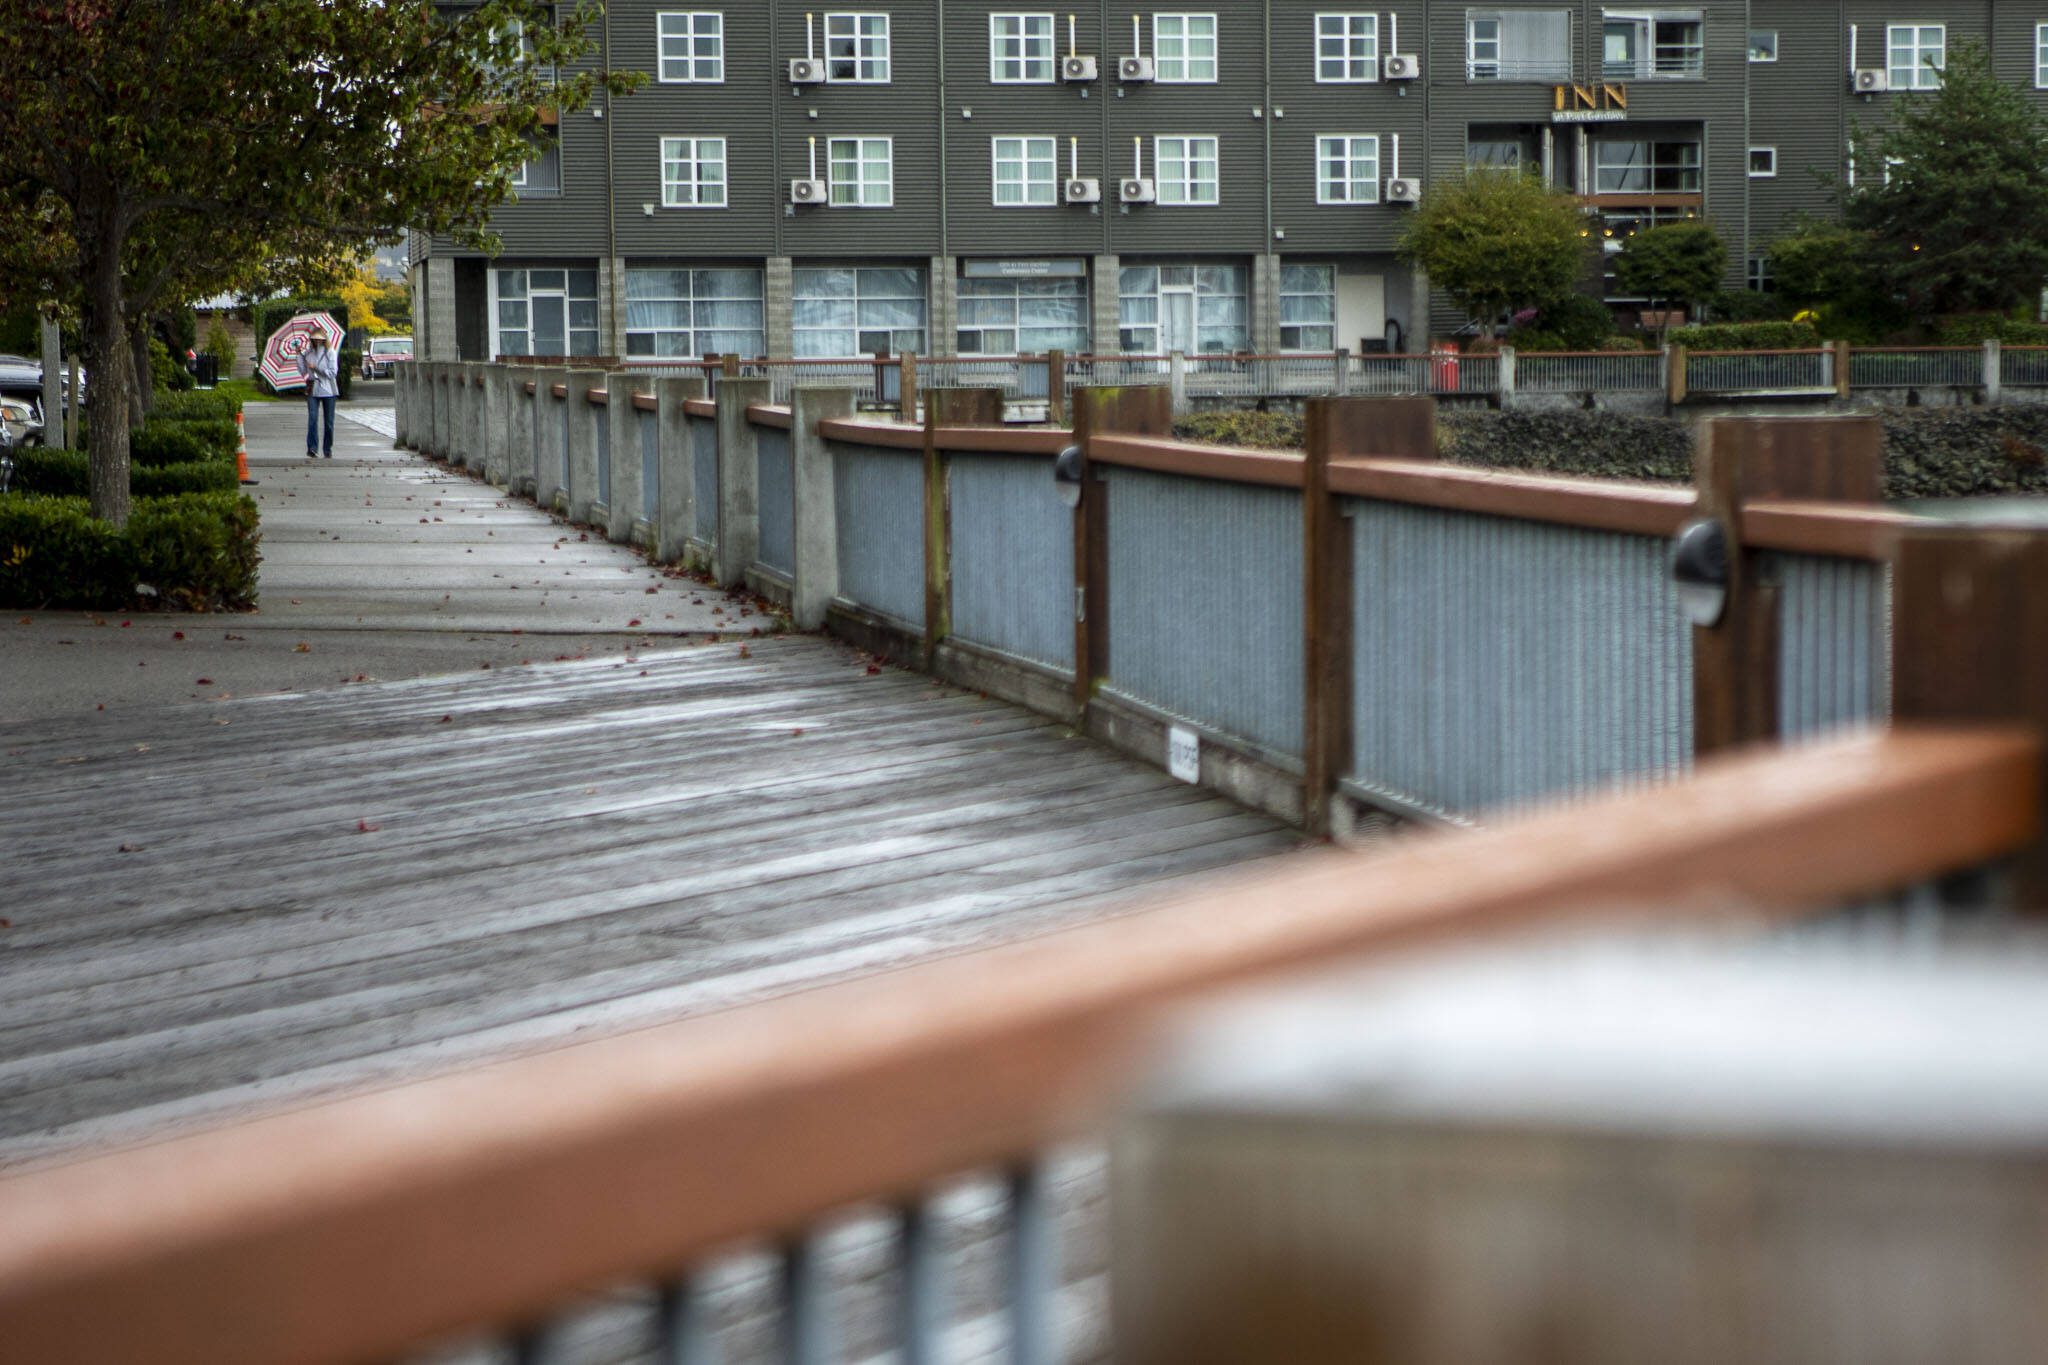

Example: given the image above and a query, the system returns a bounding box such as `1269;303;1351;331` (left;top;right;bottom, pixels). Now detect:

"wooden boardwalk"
0;636;1298;1167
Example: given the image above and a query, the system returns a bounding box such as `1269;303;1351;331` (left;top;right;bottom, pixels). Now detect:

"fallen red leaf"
171;630;185;641
356;819;381;833
437;714;452;723
195;677;213;685
627;618;642;627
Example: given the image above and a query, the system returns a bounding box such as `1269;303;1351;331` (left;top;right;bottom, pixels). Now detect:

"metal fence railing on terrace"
1686;347;1834;394
1516;349;1665;393
2002;345;2048;388
1848;346;1982;389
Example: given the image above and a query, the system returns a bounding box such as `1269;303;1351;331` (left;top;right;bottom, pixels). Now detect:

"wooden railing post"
1666;344;1687;406
1833;338;1852;400
719;353;740;379
897;352;919;422
1070;386;1174;713
1690;415;1883;756
1044;350;1066;426
921;388;1005;663
1891;525;2048;902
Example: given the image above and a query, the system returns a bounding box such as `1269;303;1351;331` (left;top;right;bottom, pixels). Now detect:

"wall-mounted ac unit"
1384;53;1420;79
1063;54;1099;82
1852;67;1888;92
1120;177;1156;203
1119;55;1155;82
788;57;825;84
1066;177;1102;204
789;178;827;204
1385;178;1422;205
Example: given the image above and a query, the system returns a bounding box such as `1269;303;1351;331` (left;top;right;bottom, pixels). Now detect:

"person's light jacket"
302;345;340;399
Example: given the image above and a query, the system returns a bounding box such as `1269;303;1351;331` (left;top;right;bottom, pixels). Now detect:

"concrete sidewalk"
1;396;772;723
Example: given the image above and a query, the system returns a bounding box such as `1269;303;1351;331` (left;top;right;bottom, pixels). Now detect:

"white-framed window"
1315;135;1380;204
493;267;601;359
1154;136;1220;205
826;13;891;82
656;12;724;83
2038;22;2048;86
1887;23;1944;90
827;136;893;206
956;269;1089;354
1154;13;1219;82
1593;137;1701;192
1314;13;1379;81
1465;10;1571;81
990;13;1056;82
1748;146;1776;178
1279;264;1337;351
659;137;726;207
1118;264;1247;353
992;137;1058;206
792;266;927;357
1602;10;1703;79
510;136;561;196
1748;29;1777;61
624;267;765;357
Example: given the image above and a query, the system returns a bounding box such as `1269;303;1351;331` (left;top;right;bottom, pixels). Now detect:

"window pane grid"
1155;136;1219;205
991;13;1055;81
1887;23;1944;89
1315;13;1379;81
657;11;723;82
660;137;727;208
992;137;1057;206
1154;13;1218;82
827;137;893;206
624;268;766;357
494;268;599;358
1279;264;1336;352
826;13;890;82
1466;10;1570;81
792;267;927;357
1316;135;1380;204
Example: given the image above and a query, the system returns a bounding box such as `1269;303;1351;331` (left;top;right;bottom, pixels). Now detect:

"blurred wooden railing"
0;726;2037;1365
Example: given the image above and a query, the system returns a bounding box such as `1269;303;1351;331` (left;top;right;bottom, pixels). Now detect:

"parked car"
362;336;413;379
0;395;42;449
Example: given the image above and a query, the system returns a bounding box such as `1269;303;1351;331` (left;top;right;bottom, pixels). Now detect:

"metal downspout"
1263;0;1274;351
601;0;617;350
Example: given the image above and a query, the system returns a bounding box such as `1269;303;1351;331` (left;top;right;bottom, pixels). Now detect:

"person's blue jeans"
306;394;336;457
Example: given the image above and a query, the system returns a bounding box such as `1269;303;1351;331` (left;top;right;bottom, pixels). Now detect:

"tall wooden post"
1045;350;1067;427
1071;386;1173;713
923;388;1004;663
1891;525;2048;904
899;352;920;422
1690;415;1883;756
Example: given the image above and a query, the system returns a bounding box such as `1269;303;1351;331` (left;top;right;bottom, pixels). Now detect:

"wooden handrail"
1742;499;1920;562
631;392;658;413
0;728;2034;1365
1091;433;1305;488
744;403;792;430
1332;457;1694;538
816;418;1070;456
586;388;608;406
681;397;717;419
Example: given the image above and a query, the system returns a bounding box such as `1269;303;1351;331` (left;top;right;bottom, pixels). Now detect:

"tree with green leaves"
1845;40;2048;322
1397;170;1592;338
0;2;632;526
1612;220;1727;333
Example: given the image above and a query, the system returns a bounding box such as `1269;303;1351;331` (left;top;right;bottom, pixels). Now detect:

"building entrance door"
1161;284;1196;355
529;281;569;358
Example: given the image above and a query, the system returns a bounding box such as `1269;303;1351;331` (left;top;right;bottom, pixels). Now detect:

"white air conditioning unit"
1384;53;1420;80
1065;177;1102;204
1120;177;1156;203
1852;67;1888;93
1119;55;1155;82
788;57;825;84
789;177;827;204
1385;178;1422;204
1063;54;1099;82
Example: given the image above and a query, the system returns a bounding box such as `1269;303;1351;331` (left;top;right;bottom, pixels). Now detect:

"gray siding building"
412;2;2048;360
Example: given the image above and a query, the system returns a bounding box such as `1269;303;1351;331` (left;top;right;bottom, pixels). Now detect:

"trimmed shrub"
1509;295;1622;352
1934;314;2048;346
131;417;237;466
6;447;238;498
1173;411;1303;450
0;491;261;610
1667;320;1821;351
152;388;244;424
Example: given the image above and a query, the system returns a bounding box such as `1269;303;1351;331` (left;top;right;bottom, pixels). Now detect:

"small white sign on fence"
1167;725;1200;785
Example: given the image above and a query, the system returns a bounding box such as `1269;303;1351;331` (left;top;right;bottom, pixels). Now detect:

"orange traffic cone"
235;409;257;486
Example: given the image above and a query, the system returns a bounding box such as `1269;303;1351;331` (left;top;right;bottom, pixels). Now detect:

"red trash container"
1429;343;1460;391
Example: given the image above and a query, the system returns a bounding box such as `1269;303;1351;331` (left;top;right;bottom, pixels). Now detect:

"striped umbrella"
258;312;344;391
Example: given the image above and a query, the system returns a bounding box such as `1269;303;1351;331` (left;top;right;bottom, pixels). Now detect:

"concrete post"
605;376;639;544
425;364;445;459
392;357;409;447
1091;254;1121;354
424;257;457;360
714;377;769;588
654;375;705;562
470;368;490;469
1169;351;1188;415
410;363;428;455
1498;344;1517;410
1334;348;1351;397
928;256;958;356
789;386;854;630
506;368;537;496
563;368;604;524
482;367;513;488
454;364;478;468
537;367;571;508
1984;338;2002;404
40;313;63;445
765;257;795;357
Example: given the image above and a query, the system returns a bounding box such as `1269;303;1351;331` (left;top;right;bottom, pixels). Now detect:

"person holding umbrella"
301;332;340;458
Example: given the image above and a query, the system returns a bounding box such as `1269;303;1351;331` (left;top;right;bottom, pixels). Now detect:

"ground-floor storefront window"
493;267;600;359
623;267;765;357
792;265;927;357
956;261;1089;355
1118;263;1248;355
1279;265;1338;351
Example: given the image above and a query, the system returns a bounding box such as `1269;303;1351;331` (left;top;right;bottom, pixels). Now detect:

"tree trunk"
81;254;135;527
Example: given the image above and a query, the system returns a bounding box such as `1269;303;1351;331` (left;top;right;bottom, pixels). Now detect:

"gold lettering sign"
1551;83;1628;122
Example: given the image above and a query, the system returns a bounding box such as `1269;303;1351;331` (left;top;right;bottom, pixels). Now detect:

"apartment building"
410;3;2048;361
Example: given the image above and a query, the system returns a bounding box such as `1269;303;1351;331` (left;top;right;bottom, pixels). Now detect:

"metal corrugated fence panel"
1105;468;1303;757
1349;501;1693;819
689;416;718;543
1772;553;1891;741
638;410;659;512
755;425;794;576
831;440;925;629
948;454;1075;673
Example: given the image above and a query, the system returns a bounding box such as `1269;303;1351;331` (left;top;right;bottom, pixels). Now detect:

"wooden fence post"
1666;344;1687;406
899;352;919;422
1690;415;1883;756
1071;386;1174;713
1891;525;2048;904
922;388;1004;663
1833;338;1852;400
1045;350;1067;427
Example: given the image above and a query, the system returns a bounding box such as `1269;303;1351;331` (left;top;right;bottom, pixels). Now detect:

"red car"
361;336;413;379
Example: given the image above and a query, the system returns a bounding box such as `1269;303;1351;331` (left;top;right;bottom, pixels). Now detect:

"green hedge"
1174;411;1304;450
0;491;261;610
6;448;238;498
152;389;244;423
131;417;237;466
1934;315;2048;346
1668;320;1822;351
